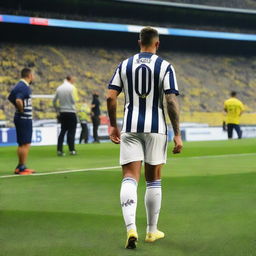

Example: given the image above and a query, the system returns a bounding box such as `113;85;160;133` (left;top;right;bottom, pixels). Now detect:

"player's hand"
109;126;121;144
173;135;183;154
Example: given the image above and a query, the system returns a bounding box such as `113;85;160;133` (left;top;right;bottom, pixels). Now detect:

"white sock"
145;179;162;233
120;177;138;232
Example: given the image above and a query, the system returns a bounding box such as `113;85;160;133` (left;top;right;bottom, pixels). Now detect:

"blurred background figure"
8;68;35;175
53;75;78;155
78;103;90;144
224;91;245;139
91;92;101;143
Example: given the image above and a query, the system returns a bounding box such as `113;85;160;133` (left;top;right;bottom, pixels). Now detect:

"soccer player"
53;76;78;156
8;68;35;175
107;27;183;249
224;91;245;139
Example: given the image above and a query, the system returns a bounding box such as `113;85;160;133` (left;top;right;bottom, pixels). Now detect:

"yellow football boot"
145;230;165;243
125;229;138;249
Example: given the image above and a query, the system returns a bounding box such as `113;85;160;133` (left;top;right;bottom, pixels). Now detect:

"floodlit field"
1;139;256;256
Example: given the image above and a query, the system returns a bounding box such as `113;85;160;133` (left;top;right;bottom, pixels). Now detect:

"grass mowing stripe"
169;152;256;160
1;152;255;179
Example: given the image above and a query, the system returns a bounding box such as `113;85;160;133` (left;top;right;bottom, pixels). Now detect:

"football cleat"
145;230;165;243
57;151;66;156
14;168;35;175
70;151;77;155
125;229;138;249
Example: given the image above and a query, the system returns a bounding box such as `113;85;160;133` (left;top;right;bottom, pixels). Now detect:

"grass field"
1;139;256;256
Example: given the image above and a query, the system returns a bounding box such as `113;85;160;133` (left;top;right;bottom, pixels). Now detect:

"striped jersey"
8;79;33;119
108;52;179;134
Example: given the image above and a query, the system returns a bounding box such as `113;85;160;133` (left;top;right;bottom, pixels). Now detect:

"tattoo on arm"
165;94;180;136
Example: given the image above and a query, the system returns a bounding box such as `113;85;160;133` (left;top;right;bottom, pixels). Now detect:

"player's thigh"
122;161;142;181
144;133;168;165
120;133;144;166
144;163;163;181
14;118;32;145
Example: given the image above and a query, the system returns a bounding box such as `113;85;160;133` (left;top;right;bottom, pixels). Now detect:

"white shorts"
120;132;168;166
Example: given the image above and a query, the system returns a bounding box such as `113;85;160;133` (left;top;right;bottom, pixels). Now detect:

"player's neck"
21;78;31;86
140;47;156;54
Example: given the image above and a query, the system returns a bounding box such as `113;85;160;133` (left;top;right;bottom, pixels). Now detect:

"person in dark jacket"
91;93;101;143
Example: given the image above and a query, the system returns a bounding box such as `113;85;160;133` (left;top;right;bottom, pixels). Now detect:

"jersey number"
135;64;152;98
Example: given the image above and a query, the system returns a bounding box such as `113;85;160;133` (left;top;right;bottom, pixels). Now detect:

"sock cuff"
146;179;161;188
122;177;138;187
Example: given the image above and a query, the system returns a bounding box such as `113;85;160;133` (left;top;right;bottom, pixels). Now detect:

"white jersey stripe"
108;52;179;134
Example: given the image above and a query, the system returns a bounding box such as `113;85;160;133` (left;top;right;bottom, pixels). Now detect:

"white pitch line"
170;152;256;160
1;152;255;179
0;166;120;179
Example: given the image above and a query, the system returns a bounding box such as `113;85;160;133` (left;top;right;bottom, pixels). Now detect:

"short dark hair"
66;75;73;81
21;68;32;78
231;91;237;97
140;27;159;47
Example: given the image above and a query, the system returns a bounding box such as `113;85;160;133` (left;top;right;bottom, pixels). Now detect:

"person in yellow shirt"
224;91;245;139
77;103;91;144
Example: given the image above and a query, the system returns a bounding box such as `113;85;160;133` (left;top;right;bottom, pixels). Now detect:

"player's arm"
163;64;182;154
107;89;121;144
52;92;59;112
240;102;245;116
224;102;227;112
165;94;183;154
15;89;26;113
15;98;24;113
107;62;123;144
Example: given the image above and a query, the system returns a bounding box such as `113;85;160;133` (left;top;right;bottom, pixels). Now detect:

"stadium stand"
146;0;256;9
1;0;256;32
0;0;255;126
1;43;255;125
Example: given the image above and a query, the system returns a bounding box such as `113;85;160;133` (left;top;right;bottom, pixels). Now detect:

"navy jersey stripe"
108;84;122;92
137;67;147;132
126;56;134;132
151;57;163;133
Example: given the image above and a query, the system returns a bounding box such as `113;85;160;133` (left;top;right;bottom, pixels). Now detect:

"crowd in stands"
1;43;255;125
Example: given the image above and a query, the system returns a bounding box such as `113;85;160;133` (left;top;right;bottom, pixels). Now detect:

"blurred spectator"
8;68;35;175
78;103;90;144
91;92;101;143
224;91;245;139
53;76;78;155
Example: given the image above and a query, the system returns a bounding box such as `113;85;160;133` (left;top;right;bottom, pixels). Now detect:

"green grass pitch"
0;139;256;256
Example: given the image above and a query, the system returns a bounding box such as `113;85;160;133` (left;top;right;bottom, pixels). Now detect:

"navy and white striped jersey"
108;52;179;134
8;79;33;120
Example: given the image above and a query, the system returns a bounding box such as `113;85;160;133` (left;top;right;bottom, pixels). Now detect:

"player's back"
55;80;76;112
224;97;244;124
109;52;179;134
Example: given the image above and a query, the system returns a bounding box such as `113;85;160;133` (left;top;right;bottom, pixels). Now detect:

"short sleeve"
163;64;179;95
108;62;123;93
15;87;27;100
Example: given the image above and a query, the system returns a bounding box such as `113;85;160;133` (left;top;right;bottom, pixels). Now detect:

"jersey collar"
20;79;30;87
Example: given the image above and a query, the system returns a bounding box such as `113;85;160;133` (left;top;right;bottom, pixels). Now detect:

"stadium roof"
116;0;256;14
1;14;256;42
